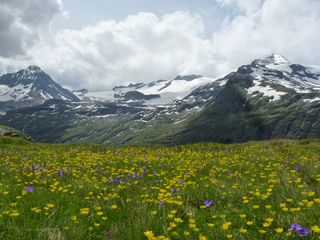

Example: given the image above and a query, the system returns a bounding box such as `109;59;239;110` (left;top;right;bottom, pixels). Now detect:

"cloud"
212;0;320;68
216;0;264;13
30;11;224;90
1;0;320;91
0;0;63;57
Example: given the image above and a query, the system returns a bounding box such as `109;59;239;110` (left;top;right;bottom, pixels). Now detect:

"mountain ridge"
0;66;79;112
0;54;320;144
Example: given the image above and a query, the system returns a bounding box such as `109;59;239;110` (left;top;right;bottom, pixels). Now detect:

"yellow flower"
263;222;271;227
239;214;246;218
308;191;315;197
265;218;273;223
183;231;190;236
240;228;247;233
9;212;19;217
207;223;215;228
275;228;283;233
246;221;254;225
311;225;320;233
222;222;232;230
259;229;267;234
199;235;207;240
46;203;54;208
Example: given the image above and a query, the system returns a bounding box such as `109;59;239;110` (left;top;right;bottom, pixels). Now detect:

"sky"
0;0;319;90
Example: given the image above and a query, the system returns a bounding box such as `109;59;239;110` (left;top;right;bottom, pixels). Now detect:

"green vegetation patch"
0;140;319;239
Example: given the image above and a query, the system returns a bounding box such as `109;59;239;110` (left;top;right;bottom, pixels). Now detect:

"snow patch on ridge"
247;79;287;101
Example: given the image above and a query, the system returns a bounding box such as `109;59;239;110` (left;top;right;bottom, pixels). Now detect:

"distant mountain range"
0;54;320;144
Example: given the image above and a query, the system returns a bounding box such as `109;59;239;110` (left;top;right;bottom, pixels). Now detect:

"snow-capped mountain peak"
244;55;320;102
0;66;79;111
253;54;290;66
26;65;42;73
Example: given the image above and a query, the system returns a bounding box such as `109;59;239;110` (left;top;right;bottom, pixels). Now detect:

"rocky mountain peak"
252;54;290;66
26;65;42;72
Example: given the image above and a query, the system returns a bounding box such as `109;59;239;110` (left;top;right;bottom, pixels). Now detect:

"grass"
0;137;319;239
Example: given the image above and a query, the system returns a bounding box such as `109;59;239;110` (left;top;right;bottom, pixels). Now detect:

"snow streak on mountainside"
73;75;217;105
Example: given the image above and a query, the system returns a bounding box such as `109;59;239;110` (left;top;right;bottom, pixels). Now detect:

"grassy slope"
0;125;31;141
0;138;319;239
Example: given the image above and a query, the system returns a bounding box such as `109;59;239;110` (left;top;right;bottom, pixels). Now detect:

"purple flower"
297;228;310;237
294;165;302;170
203;200;213;207
289;224;302;231
289;224;310;237
57;170;63;176
133;173;141;179
171;189;178;195
109;177;121;183
25;186;34;193
159;201;165;207
125;174;131;180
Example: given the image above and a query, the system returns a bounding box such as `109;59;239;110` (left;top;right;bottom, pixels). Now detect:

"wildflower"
311;225;320;233
297;228;310;237
240;228;247;233
159;201;165;207
25;186;34;192
133;173;141;179
275;228;283;233
203;200;213;207
171;189;177;195
199;235;207;240
294;165;302;170
57;170;63;176
288;224;302;231
288;224;310;237
222;222;232;230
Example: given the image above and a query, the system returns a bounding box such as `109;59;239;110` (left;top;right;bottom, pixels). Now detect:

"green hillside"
0;139;319;239
0;125;31;143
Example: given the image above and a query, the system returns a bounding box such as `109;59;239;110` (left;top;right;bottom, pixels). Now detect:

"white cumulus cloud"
0;0;320;91
30;11;224;90
212;0;320;68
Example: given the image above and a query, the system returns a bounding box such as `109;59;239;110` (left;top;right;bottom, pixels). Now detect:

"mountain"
0;66;79;112
170;54;320;143
73;75;215;105
0;54;320;144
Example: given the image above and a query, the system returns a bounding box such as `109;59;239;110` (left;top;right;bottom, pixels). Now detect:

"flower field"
0;137;320;239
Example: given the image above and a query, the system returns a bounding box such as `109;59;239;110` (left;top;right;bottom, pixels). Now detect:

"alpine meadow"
0;137;320;239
